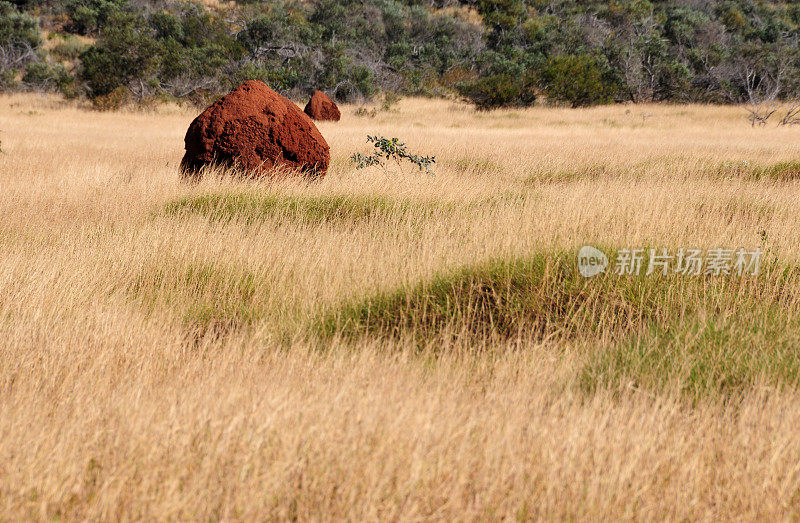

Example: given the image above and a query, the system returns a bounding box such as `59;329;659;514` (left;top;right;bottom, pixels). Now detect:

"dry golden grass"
2;94;800;519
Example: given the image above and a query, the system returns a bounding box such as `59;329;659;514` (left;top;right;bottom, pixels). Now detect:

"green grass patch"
317;250;797;343
750;161;800;181
580;314;800;400
162;192;447;225
316;250;800;397
711;160;800;181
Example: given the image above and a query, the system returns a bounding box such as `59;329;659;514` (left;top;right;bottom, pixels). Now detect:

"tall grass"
1;94;800;518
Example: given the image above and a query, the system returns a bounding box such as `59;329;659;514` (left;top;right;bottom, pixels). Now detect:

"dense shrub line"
2;0;800;109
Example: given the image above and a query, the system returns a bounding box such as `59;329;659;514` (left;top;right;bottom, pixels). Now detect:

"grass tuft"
712;160;800;181
320;250;757;342
126;258;261;341
163;192;447;225
451;157;503;176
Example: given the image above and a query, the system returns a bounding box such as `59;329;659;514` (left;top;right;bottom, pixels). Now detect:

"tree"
0;1;40;89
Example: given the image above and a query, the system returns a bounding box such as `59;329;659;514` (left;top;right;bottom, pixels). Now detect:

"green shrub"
0;1;39;46
79;4;243;103
456;73;536;110
350;136;436;175
233;62;299;93
22;61;75;96
539;54;617;107
64;0;128;36
90;85;130;110
0;1;41;90
79;10;159;98
380;90;400;111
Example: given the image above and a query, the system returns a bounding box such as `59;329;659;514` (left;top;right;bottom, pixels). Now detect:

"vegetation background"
2;0;800;109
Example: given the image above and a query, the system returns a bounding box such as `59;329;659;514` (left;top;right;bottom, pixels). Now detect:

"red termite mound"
304;90;341;121
180;81;330;179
